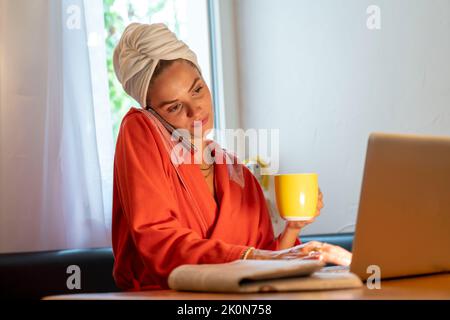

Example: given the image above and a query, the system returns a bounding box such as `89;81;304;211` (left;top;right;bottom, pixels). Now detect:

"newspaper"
168;260;363;293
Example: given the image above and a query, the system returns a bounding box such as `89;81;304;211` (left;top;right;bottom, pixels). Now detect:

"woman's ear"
145;93;152;110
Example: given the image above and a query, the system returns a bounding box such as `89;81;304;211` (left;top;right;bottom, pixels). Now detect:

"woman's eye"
194;86;203;94
168;103;182;113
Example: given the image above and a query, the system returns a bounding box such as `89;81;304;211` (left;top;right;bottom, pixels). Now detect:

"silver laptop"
325;132;450;281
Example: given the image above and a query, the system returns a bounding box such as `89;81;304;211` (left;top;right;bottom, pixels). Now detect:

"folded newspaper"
168;260;363;293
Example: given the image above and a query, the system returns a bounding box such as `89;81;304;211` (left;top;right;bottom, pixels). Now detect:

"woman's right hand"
246;241;352;266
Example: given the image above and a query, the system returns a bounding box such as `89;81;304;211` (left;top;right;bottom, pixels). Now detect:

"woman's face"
146;60;214;138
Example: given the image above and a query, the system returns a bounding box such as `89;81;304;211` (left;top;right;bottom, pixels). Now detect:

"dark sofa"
0;233;354;299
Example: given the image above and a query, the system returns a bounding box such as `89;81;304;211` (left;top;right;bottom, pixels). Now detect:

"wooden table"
43;273;450;300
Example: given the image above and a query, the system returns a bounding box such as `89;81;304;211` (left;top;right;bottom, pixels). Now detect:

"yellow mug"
274;173;318;221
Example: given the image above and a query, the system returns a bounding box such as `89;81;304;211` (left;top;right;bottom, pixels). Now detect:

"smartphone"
145;106;197;153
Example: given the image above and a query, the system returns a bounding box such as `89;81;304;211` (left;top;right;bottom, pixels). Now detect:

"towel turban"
113;23;202;109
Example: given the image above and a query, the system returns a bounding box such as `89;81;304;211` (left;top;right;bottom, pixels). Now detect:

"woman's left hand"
286;188;324;230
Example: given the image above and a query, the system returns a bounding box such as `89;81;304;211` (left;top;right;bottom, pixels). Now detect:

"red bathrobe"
112;108;300;291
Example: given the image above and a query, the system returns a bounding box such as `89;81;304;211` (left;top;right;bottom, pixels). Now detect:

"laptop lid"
350;133;450;281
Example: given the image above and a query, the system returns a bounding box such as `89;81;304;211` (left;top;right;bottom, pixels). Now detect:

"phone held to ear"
141;106;197;154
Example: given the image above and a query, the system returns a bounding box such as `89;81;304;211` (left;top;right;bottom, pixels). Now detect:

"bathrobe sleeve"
113;114;249;288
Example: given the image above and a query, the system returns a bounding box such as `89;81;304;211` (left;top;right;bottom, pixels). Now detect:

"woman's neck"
191;137;214;167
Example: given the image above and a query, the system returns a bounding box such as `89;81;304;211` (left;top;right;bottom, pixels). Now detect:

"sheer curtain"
0;0;114;253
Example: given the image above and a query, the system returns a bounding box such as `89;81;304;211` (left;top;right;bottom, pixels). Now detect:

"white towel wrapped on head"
113;22;201;108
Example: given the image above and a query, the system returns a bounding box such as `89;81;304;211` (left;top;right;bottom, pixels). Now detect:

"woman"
112;23;351;291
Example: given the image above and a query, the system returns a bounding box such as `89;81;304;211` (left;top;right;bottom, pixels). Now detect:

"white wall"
183;0;212;90
233;0;450;234
212;0;242;131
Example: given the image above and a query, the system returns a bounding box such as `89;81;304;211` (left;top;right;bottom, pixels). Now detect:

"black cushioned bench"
0;233;353;299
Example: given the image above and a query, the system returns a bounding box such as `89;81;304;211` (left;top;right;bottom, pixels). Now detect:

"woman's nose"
187;105;203;118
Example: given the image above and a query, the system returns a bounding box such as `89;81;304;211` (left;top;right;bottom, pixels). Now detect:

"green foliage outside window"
103;0;182;141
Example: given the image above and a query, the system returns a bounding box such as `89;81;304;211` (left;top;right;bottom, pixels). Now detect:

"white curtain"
0;0;114;253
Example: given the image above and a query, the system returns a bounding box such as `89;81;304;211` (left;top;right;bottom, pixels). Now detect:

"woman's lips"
192;115;209;127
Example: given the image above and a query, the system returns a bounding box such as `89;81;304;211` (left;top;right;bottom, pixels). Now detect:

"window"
103;0;212;141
